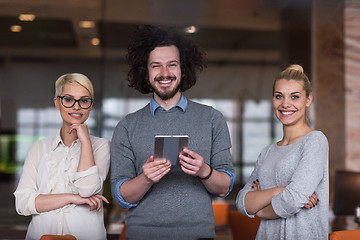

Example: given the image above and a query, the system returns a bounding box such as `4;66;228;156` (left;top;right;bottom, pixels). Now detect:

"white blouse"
14;130;110;240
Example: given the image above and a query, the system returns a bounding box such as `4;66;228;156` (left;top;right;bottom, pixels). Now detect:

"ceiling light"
19;14;36;21
79;21;95;28
184;26;197;34
10;25;22;32
91;38;100;46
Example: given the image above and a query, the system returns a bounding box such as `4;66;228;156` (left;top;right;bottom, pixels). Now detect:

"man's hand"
179;148;208;177
142;156;171;183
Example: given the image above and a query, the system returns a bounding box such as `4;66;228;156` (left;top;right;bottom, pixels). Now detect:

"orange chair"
228;210;261;240
329;229;360;240
40;235;77;240
212;201;229;226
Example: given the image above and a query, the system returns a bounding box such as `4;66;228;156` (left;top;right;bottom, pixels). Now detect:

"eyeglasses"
57;95;93;109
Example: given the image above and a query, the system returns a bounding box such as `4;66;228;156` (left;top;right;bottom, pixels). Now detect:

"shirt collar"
149;94;188;116
51;129;63;151
51;129;79;150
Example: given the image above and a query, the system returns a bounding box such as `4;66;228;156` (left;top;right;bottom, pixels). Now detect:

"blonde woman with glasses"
14;73;110;240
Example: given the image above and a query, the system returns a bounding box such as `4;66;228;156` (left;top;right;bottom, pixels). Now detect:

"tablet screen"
154;135;189;165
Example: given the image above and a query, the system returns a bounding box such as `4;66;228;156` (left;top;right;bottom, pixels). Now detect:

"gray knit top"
236;131;329;240
110;99;234;240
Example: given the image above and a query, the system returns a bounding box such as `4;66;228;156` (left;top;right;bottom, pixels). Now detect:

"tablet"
154;135;189;165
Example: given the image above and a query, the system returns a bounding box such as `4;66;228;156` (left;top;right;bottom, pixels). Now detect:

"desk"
332;216;360;232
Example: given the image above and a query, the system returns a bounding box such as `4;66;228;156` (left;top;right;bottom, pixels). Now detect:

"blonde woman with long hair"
236;65;329;239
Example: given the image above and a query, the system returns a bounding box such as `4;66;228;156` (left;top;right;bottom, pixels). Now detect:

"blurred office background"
0;0;360;238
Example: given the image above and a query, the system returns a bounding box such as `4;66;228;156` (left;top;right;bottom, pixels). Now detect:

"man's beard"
151;76;181;101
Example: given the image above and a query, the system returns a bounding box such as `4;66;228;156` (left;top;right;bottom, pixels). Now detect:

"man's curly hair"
126;25;206;94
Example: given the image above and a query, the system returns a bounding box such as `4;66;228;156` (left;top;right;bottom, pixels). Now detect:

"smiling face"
54;83;93;127
273;79;312;127
147;45;182;101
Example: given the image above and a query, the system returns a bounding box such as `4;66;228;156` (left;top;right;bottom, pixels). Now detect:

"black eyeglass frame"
57;96;94;109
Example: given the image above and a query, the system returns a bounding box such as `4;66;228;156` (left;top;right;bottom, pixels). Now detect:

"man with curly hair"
110;25;235;240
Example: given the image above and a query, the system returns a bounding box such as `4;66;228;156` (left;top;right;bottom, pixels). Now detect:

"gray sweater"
110;100;234;240
236;131;329;240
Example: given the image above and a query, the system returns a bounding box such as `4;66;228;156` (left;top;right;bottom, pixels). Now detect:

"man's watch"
198;163;213;180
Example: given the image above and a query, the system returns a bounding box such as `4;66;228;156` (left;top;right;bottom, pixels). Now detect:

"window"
241;100;282;184
9;98;282;186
